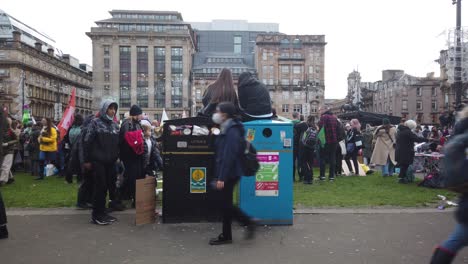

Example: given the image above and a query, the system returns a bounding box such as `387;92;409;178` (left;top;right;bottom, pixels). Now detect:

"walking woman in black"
210;102;256;245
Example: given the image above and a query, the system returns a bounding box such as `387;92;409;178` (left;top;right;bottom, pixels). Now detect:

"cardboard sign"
135;176;156;226
190;167;207;193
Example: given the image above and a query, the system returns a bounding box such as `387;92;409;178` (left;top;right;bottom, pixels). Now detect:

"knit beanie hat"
130;105;142;116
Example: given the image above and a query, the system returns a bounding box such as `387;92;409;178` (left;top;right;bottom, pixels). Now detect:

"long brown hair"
207;68;238;105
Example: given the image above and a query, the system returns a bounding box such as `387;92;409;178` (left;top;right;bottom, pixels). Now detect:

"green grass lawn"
294;169;456;207
0;172;457;208
1;172;78;208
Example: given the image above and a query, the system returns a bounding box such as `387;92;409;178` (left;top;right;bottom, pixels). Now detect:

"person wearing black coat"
237;72;272;122
431;107;468;264
209;102;255;246
395;120;427;184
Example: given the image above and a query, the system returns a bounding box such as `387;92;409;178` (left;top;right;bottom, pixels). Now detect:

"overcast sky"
2;0;467;99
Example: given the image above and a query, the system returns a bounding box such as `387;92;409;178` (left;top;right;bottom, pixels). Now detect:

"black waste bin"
162;117;222;223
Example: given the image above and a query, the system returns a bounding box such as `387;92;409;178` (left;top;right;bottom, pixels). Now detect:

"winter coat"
2;128;18;155
453;118;468;224
143;136;163;176
39;127;57;152
361;130;374;158
395;125;426;166
28;127;41;160
371;125;396;165
83;100;120;164
237;72;272;119
119;118;144;161
215;119;245;181
293;121;308;148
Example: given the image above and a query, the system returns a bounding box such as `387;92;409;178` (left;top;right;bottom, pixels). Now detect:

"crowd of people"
292;108;458;185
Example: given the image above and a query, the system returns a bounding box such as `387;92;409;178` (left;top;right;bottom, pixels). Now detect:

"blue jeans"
381;158;394;176
441;223;468;254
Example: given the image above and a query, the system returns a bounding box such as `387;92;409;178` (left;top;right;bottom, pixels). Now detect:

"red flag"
57;87;76;142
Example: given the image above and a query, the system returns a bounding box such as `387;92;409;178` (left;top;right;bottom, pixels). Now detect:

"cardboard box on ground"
135;176;157;226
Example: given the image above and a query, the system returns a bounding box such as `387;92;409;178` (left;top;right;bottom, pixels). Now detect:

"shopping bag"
339;140;346;155
44;164;57;177
317;128;326;148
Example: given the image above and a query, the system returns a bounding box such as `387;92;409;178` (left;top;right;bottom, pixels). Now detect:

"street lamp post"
453;0;463;109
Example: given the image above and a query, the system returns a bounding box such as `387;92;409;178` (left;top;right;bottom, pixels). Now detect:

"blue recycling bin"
239;120;294;225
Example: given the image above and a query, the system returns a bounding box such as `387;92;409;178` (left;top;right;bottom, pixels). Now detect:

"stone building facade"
0;10;92;120
87;10;195;120
358;70;444;125
255;34;326;118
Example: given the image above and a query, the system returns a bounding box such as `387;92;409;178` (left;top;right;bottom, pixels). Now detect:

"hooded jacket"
83;100;120;164
214;119;245;181
237;72;272;118
395;125;426;166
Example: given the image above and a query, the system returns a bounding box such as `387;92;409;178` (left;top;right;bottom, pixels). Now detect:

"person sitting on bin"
237;71;273;122
199;68;239;117
210;101;256;246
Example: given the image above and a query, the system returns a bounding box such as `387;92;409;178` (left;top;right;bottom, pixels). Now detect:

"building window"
282;104;289;113
234;36;242;54
402;100;408;110
282;91;289;100
262;52;267;61
432;100;438;111
293;104;302;113
104;58;110;69
154;47;166;108
104;72;110;82
293;65;302;74
281;79;290;86
389;102;393;111
137;47;148;108
171;47;183;74
417;101;423;111
280;65;290;74
171;73;183;108
432;87;437;97
416;87;422;96
154;114;160;121
293;91;301;100
293;79;300;86
308;66;313;74
104;45;110;56
195;89;202;100
119;46;131;108
268;79;274;85
402;87;408;96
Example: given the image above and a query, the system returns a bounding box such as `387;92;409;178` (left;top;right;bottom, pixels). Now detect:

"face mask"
106;115;114;121
212;113;224;124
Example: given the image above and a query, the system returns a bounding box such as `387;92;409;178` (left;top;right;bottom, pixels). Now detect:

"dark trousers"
335;145;343;175
399;164;409;180
30;159;40;176
92;162;116;217
121;158;144;201
301;148;315;182
345;149;359;174
0;189;6;226
77;169;94;206
221;178;252;240
319;143;338;179
293;148;299;181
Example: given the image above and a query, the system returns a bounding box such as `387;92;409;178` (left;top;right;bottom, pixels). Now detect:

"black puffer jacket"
83;100;120;164
237;72;272;118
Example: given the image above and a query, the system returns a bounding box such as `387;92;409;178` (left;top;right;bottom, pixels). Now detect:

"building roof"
191;20;279;32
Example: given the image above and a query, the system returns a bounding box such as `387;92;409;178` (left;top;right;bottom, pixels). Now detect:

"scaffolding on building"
446;27;468;84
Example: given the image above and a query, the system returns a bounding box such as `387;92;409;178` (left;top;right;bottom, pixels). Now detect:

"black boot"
0;225;8;239
430;247;455;264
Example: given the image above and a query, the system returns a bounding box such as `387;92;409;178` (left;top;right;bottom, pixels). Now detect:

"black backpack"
242;140;259;176
301;127;317;149
442;132;468;192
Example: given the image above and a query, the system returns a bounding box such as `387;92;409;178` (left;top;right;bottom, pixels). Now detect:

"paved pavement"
1;210;468;264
